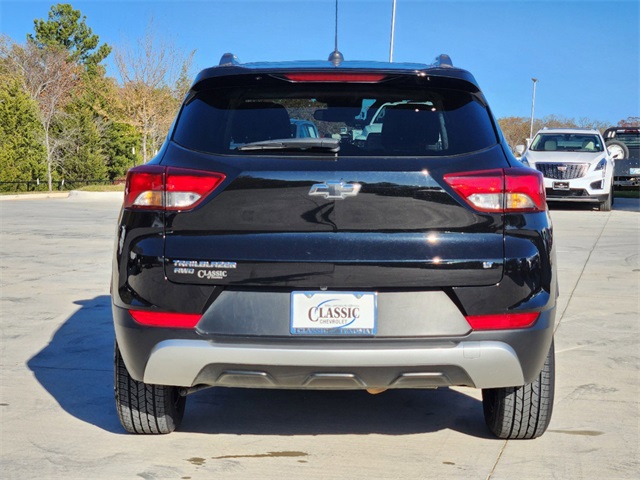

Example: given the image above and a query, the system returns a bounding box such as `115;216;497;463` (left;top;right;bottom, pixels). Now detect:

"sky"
1;0;639;124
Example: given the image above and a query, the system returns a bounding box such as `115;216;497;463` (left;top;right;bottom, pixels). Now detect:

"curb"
67;190;124;200
0;192;70;201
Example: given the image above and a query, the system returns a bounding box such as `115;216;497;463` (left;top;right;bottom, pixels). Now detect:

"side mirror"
515;145;525;155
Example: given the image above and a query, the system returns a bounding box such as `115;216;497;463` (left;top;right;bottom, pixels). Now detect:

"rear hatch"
161;69;507;288
610;129;640;179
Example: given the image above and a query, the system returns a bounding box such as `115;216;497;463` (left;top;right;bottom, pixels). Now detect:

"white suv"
519;128;615;211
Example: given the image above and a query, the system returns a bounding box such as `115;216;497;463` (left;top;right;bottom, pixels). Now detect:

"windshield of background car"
530;133;604;152
172;78;497;156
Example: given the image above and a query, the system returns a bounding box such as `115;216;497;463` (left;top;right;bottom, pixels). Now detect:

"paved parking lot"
1;193;638;479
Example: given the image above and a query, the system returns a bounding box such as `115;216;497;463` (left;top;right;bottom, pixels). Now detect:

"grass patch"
614;188;640;199
75;184;125;192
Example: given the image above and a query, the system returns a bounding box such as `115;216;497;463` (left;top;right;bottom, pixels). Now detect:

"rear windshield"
531;133;604;152
172;79;497;156
613;131;640;147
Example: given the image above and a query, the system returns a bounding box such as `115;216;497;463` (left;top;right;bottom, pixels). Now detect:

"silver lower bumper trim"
143;340;526;389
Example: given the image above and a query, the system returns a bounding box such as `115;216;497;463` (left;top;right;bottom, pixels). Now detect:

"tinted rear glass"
614;131;640;147
173;79;497;156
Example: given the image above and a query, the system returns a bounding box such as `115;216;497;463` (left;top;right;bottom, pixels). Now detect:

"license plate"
290;291;377;335
553;181;570;190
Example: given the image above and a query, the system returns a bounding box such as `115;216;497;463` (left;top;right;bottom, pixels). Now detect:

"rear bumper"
613;155;640;183
541;167;612;202
613;176;640;186
143;339;526;389
545;188;609;203
113;303;555;390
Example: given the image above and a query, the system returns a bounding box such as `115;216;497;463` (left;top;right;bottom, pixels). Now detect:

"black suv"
604;127;640;186
112;52;557;439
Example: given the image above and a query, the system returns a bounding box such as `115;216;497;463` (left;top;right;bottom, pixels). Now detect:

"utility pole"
389;0;397;62
529;78;538;145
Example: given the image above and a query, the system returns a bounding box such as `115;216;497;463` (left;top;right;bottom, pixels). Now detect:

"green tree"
104;122;141;180
0;75;47;191
28;3;111;75
1;38;79;191
27;3;116;188
54;101;108;182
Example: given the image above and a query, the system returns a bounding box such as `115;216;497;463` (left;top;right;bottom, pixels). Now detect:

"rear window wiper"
236;138;340;153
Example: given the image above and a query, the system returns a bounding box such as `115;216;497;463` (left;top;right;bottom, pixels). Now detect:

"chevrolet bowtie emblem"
308;181;361;199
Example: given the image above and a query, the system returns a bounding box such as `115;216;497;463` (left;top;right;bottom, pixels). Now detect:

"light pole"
529;78;538;145
389;0;397;62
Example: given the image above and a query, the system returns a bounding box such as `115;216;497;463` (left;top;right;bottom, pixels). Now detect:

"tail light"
443;168;546;213
466;312;539;330
129;309;202;328
282;73;388;82
124;165;225;211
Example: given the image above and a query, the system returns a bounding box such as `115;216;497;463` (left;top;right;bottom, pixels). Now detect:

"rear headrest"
231;102;291;144
381;104;440;152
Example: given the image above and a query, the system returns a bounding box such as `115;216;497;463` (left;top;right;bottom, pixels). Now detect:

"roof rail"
219;53;241;66
434;54;453;68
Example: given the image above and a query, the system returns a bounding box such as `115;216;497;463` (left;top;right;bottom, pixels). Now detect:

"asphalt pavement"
0;193;638;479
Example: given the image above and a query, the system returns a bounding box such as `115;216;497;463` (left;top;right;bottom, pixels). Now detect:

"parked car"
352;101;422;145
321;100;436;146
519;128;615;211
603;127;640;186
112;51;557;439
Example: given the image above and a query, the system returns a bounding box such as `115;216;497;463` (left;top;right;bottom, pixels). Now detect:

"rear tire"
482;340;555;439
115;344;186;434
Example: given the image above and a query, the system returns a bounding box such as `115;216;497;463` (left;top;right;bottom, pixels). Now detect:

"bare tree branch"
113;20;194;162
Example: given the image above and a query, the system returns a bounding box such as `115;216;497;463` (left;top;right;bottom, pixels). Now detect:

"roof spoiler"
218;51;453;69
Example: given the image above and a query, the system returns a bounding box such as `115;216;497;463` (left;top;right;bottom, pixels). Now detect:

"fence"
0;178;124;193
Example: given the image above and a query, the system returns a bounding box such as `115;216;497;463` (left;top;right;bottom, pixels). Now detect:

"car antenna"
328;0;344;65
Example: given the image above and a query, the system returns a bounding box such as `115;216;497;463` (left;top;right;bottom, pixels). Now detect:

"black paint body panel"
111;63;557;392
